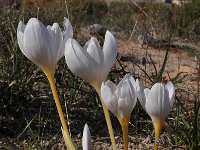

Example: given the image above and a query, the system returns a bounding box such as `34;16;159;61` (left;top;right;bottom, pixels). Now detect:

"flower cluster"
17;18;175;150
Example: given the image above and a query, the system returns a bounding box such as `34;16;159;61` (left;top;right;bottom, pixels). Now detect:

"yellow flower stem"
94;85;117;150
119;119;129;150
153;120;164;150
44;70;76;150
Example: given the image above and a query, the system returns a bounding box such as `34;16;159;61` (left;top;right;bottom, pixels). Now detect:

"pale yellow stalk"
119;117;129;150
153;120;164;150
93;83;117;150
44;68;76;150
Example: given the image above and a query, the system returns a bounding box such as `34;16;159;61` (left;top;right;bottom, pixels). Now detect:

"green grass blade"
17;117;35;139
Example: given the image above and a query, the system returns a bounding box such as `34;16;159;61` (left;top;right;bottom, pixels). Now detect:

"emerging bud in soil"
82;124;93;150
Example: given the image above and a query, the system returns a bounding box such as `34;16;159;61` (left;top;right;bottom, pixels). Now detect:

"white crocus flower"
82;124;93;150
17;18;76;150
65;30;117;90
136;80;175;150
65;30;117;149
17;17;73;75
101;74;137;150
101;74;137;122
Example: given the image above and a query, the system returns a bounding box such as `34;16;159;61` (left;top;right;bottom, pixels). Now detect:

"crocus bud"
82;124;92;150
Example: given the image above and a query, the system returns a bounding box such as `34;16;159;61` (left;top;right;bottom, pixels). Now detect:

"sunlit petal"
51;24;62;54
136;79;147;109
117;74;130;88
17;21;26;53
23;18;53;69
86;37;103;65
145;83;171;121
65;38;92;81
102;31;117;78
144;88;150;99
118;79;137;119
105;80;117;93
49;23;63;62
63;17;73;39
101;82;118;116
60;17;73;53
101;74;137;120
165;81;175;108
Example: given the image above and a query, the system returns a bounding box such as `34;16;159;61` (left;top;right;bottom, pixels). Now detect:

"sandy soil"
117;35;198;100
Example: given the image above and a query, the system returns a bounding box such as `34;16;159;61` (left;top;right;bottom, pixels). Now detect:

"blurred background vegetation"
0;0;200;149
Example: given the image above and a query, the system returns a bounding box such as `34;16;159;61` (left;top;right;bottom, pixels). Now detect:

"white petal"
165;81;175;108
121;78;136;100
118;74;136;90
65;38;92;82
118;98;127;119
118;79;137;118
101;82;118;116
129;75;137;90
85;38;105;81
105;80;117;93
23;18;53;68
49;23;63;62
102;31;117;77
83;39;91;51
117;74;130;88
82;124;92;150
60;17;73;56
17;21;26;53
46;25;51;30
18;21;26;32
86;37;103;65
144;88;150;99
63;17;73;39
136;79;146;109
145;83;171;121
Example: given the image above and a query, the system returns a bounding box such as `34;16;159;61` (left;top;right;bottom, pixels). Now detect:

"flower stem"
94;85;117;150
153;120;164;150
44;70;76;150
120;119;129;150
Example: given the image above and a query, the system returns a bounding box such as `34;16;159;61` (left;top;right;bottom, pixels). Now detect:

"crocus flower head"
136;80;175;123
101;74;137;123
65;31;117;89
101;74;137;150
136;79;175;150
17;17;73;75
82;124;92;150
